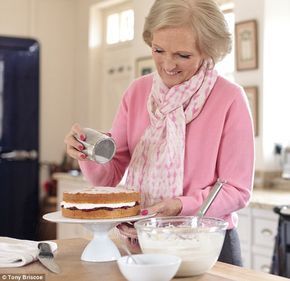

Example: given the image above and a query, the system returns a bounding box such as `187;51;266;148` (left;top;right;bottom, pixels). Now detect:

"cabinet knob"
261;228;273;237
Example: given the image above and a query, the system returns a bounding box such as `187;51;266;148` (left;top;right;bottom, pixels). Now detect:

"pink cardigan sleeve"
178;88;254;222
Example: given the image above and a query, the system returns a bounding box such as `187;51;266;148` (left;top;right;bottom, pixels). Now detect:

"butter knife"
38;242;61;274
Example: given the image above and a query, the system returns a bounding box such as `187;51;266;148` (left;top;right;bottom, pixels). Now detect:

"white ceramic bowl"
117;253;181;281
135;216;228;277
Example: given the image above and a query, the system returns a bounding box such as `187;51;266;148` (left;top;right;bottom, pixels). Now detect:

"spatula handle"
196;178;226;217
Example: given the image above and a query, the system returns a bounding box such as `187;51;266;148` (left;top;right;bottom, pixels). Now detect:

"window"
215;4;235;81
106;9;134;45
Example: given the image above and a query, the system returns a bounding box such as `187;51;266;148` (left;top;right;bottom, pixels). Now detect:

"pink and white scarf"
125;60;218;208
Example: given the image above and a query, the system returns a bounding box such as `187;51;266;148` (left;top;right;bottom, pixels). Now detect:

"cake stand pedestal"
43;211;153;262
81;222;119;261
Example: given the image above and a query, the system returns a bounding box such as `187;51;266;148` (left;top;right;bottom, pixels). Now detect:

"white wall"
0;0;32;36
132;0;154;60
234;0;265;171
235;0;290;171
74;0;91;127
35;0;77;163
263;0;290;170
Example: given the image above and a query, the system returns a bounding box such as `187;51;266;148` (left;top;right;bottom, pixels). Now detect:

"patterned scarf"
125;60;218;208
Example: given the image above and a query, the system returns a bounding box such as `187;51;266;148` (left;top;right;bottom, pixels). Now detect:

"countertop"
53;172;290;209
249;189;290;210
0;238;288;281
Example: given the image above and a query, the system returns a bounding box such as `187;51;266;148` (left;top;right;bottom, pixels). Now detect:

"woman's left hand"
146;198;183;217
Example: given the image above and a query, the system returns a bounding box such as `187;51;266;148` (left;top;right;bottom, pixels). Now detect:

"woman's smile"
164;69;181;76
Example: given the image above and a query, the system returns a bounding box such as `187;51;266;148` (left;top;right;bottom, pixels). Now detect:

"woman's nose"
163;57;177;71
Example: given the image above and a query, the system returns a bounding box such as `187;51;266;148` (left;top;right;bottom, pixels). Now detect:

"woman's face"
151;26;204;88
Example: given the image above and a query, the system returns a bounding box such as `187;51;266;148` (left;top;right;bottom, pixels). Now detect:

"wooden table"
0;238;288;281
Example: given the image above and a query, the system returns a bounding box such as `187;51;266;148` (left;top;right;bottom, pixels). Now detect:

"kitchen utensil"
120;243;139;264
76;128;116;164
196;178;226;217
37;242;61;274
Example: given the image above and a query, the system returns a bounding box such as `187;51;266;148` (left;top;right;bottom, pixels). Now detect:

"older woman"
65;0;254;266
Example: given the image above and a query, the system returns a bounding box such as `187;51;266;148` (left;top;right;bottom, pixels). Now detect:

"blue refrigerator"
0;36;40;239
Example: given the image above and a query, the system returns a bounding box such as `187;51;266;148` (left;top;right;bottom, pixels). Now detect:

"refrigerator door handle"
0;150;38;160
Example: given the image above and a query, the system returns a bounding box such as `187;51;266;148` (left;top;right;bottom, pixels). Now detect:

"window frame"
103;3;134;47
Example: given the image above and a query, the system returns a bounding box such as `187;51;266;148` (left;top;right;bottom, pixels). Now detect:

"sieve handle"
196;178;226;217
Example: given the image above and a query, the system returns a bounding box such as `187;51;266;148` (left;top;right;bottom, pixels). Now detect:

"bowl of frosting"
135;216;228;277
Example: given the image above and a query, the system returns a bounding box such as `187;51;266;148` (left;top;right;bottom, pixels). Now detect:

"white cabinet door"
251;208;278;273
253;217;277;249
237;208;251;246
237;208;252;268
237;207;279;271
252;253;272;274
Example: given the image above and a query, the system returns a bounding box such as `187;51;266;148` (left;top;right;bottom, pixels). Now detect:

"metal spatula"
196;178;226;217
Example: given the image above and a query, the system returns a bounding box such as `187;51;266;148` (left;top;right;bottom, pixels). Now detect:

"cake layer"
63;186;140;204
61;204;140;219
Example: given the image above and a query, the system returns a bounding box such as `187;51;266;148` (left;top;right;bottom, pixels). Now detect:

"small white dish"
117;253;181;281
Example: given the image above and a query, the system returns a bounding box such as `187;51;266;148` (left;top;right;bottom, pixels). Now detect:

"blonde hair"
143;0;232;63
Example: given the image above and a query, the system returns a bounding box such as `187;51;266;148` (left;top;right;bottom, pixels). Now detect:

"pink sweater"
79;74;254;228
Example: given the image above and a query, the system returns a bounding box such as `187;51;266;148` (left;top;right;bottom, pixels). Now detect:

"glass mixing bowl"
135;216;228;277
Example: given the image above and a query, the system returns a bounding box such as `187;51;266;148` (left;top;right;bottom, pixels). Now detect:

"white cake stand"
43;211;154;262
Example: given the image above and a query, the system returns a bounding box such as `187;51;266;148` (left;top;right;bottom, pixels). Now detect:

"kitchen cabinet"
237;207;279;273
236;188;290;273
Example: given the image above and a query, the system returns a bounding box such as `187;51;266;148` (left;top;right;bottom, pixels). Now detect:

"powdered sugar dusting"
65;186;136;194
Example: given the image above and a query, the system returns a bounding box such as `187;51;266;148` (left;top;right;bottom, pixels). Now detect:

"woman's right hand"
116;222;141;254
64;123;87;160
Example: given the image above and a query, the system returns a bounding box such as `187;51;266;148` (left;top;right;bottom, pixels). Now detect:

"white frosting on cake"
61;201;136;210
65;186;136;194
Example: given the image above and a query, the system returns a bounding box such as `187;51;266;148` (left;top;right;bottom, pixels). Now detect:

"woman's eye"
179;54;191;59
153;48;163;53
